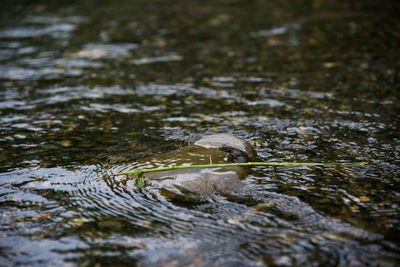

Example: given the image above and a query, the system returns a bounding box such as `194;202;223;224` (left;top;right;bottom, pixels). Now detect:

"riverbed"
1;0;399;266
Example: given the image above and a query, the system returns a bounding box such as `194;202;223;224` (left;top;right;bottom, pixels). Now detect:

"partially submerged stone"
119;133;256;200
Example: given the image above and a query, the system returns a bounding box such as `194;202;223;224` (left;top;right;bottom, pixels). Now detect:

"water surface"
1;0;399;266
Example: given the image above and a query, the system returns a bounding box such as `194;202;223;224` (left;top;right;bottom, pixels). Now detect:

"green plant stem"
115;161;368;176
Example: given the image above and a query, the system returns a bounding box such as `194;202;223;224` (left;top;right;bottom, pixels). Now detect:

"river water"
1;0;399;266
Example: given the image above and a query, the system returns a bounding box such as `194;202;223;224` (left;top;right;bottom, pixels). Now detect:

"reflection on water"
0;0;399;266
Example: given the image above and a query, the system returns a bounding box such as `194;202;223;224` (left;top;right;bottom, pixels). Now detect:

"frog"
218;144;252;163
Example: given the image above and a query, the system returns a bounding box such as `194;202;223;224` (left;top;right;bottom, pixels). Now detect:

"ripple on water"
132;54;183;65
0;151;397;266
0;24;76;39
72;43;139;60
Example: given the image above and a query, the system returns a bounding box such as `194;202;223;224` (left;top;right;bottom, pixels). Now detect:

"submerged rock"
118;133;256;200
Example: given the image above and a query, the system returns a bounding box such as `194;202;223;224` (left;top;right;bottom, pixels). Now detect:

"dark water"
1;0;399;266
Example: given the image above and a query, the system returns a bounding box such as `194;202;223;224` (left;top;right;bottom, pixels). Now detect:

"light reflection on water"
0;0;399;266
0;165;387;266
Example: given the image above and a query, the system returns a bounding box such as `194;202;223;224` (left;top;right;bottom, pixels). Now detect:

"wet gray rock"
118;133;256;200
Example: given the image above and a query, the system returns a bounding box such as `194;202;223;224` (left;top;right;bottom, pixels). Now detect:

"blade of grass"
115;161;368;176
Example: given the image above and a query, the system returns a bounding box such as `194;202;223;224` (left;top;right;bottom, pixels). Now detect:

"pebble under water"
0;0;399;266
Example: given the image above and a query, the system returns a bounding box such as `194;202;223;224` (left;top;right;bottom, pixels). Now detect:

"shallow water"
1;0;399;266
